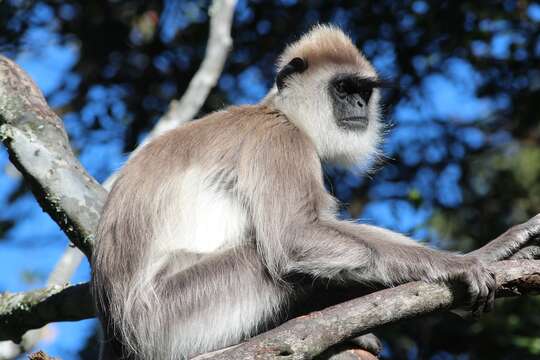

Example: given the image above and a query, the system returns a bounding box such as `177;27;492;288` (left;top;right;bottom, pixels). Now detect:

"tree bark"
0;55;106;257
0;283;93;343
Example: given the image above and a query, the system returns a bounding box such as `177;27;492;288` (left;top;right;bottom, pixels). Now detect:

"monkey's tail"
92;253;173;359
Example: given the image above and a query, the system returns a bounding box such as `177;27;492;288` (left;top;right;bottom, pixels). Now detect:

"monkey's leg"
468;213;540;262
155;246;290;358
291;280;382;357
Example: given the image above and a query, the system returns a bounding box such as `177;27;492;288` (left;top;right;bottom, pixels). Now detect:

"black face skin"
277;61;390;132
329;74;383;131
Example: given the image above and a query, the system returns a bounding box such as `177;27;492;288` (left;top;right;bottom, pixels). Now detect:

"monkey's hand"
447;256;497;318
469;213;540;262
509;245;540;260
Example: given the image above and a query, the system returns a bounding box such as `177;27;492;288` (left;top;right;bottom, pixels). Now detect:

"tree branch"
146;0;237;140
0;246;87;359
192;260;540;360
0;283;93;343
0;56;107;257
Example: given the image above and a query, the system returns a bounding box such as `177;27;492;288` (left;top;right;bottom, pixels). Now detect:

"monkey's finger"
509;245;540;260
480;271;496;313
484;287;495;313
511;214;540;244
476;276;493;317
470;282;483;318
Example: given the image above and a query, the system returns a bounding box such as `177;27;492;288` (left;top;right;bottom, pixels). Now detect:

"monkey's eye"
358;87;373;104
334;80;349;99
335;80;346;93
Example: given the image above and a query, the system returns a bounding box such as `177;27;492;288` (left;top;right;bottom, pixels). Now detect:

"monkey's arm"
468;214;540;261
288;220;483;284
284;219;495;315
238;122;494;314
338;218;540;262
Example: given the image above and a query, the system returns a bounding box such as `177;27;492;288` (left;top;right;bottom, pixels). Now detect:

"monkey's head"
271;25;385;167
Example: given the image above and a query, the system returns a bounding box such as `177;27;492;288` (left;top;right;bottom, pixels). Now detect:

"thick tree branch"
0;56;107;257
0;50;106;359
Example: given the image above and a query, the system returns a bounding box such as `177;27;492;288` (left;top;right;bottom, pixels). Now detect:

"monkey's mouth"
339;116;368;130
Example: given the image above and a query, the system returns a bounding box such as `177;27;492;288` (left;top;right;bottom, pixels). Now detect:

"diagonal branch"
0;55;107;257
146;0;237;140
192;260;540;360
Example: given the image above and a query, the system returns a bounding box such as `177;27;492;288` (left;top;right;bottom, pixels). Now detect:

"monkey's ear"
276;57;308;91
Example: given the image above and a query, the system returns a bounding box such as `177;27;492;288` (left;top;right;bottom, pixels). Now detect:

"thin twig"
146;0;237;140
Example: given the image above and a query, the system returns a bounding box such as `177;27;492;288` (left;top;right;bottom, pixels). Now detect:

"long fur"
92;25;494;360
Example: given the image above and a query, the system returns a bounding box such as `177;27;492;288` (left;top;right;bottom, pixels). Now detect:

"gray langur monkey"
91;25;540;360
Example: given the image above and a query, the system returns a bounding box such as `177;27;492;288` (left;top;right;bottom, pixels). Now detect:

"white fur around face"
272;65;382;167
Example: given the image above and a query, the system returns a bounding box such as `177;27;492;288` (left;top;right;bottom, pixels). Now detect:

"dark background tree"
1;0;539;359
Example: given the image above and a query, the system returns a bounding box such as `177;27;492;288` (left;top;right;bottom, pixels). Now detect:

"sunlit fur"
92;25;495;360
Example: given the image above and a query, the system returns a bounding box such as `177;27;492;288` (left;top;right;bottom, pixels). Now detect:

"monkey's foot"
347;333;382;356
315;333;381;359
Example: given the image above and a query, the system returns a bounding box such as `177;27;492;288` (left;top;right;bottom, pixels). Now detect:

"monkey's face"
274;63;382;167
328;73;382;132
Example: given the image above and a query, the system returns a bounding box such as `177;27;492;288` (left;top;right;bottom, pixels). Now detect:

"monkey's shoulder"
202;104;294;129
125;103;315;179
179;103;310;146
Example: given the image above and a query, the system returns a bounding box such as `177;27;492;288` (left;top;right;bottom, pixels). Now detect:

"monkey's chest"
154;166;249;253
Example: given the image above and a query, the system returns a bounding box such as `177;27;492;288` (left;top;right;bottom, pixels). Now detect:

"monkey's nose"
354;94;367;109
